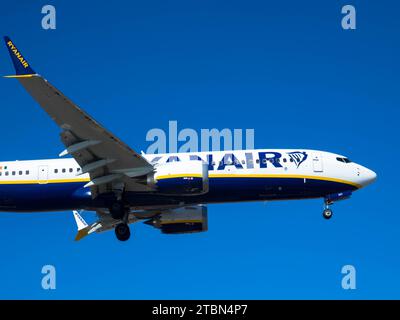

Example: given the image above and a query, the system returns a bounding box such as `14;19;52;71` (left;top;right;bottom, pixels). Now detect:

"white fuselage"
0;149;376;212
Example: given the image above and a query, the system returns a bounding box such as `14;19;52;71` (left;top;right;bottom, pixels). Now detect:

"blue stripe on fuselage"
0;177;357;212
128;177;357;205
0;181;90;211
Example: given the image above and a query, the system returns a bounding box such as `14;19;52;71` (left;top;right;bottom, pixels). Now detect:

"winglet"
72;210;102;241
3;36;36;76
73;210;88;230
73;210;90;241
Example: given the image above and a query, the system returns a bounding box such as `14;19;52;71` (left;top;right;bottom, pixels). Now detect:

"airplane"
0;36;377;241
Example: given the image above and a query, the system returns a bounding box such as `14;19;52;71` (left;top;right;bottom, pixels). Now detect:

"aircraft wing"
3;36;154;197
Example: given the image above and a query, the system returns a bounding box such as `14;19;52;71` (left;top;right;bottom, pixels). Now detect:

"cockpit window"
336;157;352;163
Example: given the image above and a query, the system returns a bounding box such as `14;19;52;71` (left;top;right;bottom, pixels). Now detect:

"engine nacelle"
148;160;209;195
144;206;208;234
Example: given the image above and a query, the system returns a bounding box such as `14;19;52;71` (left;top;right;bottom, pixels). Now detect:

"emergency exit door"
312;155;323;172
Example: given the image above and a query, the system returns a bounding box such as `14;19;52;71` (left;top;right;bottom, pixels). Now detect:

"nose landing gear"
321;191;353;220
323;208;333;219
322;200;333;220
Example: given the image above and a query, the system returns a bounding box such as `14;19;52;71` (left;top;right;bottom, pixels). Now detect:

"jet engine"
144;205;208;234
147;160;209;195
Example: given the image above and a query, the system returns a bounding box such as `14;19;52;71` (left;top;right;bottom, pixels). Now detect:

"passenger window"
26;170;29;175
77;168;81;172
55;169;58;173
256;159;260;164
241;160;245;164
12;171;15;175
62;169;66;173
283;158;287;163
69;168;73;173
19;171;22;175
5;172;9;176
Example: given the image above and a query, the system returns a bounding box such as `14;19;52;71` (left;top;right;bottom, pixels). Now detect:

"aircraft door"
38;165;49;184
312;155;323;172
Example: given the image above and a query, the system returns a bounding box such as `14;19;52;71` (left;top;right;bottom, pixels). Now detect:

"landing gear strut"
109;200;131;241
110;202;125;220
322;200;333;220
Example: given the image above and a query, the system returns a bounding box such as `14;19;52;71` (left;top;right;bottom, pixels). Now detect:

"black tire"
323;208;333;220
115;223;131;241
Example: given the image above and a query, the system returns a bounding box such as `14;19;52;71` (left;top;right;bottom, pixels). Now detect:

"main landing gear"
115;223;131;241
110;201;131;241
322;200;333;220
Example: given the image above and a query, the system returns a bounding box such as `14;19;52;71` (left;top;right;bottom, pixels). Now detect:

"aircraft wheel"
323;208;333;220
115;223;131;241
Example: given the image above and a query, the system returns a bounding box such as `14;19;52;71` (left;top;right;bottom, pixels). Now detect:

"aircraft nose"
359;167;377;187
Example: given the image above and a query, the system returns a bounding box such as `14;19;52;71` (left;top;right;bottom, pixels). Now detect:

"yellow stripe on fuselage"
3;74;36;78
0;178;90;185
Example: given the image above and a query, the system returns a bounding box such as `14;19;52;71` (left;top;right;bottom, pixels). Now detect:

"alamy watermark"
41;5;56;30
39;5;357;33
341;264;356;290
145;121;255;154
341;5;356;30
41;265;56;290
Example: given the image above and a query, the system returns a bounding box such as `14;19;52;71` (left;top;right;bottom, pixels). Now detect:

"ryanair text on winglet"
7;40;29;68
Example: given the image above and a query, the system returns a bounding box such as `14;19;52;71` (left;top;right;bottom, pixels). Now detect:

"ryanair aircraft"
1;37;377;241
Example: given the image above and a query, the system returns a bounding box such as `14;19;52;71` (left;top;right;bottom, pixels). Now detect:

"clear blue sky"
0;0;398;299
